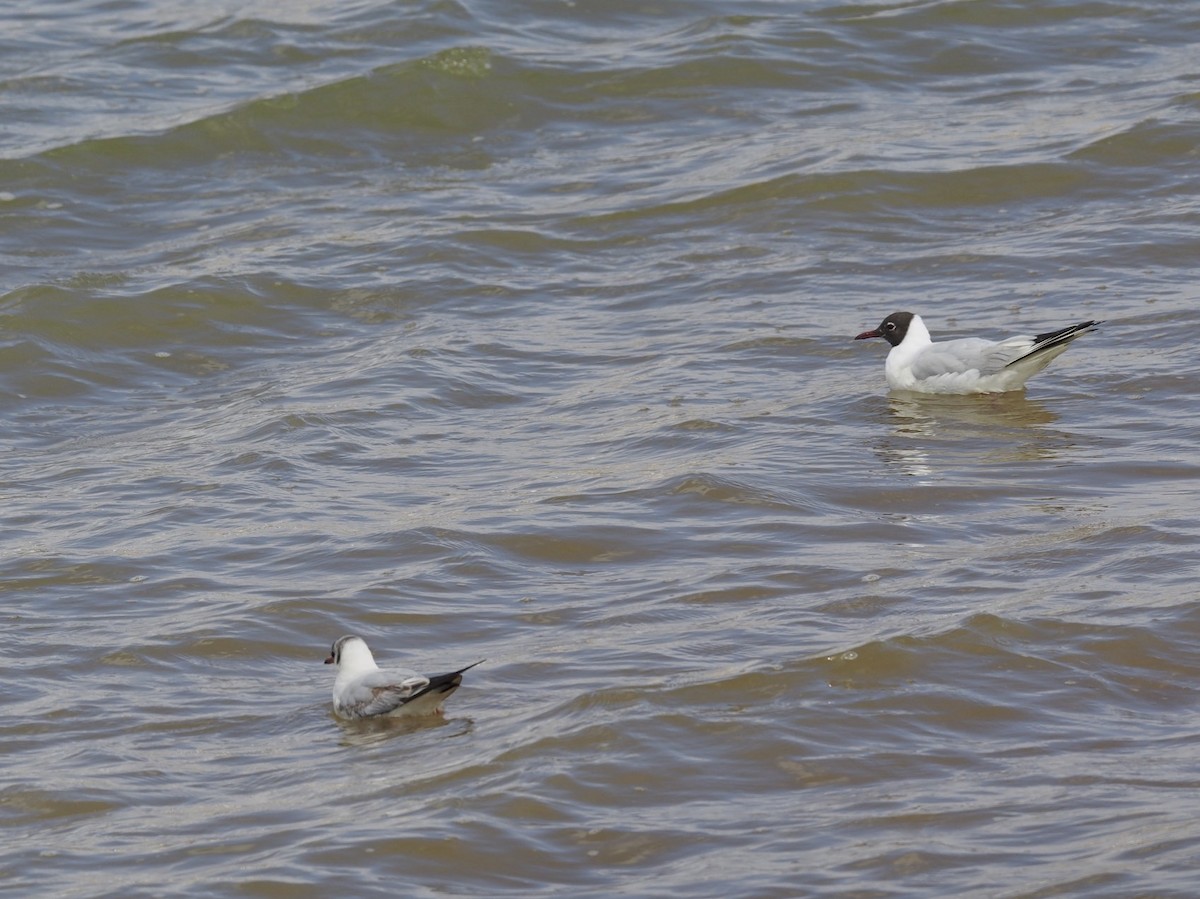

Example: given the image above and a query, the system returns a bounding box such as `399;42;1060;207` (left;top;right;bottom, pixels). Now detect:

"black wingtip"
1024;319;1101;353
411;660;485;698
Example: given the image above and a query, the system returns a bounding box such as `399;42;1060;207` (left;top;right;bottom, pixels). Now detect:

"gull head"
324;635;376;671
855;311;916;348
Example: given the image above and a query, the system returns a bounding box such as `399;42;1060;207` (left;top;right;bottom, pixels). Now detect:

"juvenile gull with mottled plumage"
324;635;481;719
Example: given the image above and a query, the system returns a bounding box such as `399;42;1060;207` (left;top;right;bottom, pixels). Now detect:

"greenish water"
3;1;1200;896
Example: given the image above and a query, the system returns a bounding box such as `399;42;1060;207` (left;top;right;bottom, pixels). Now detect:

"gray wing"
977;335;1038;373
338;667;431;718
910;336;1035;379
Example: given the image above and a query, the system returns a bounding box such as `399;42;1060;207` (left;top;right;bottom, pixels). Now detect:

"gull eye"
884;322;895;331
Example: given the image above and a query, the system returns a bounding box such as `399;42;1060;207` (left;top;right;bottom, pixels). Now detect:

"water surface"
3;1;1200;896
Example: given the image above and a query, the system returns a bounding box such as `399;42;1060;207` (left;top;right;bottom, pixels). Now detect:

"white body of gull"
324;635;481;719
855;311;1101;394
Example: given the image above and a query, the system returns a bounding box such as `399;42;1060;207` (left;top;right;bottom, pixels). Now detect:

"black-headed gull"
854;311;1102;394
324;635;481;719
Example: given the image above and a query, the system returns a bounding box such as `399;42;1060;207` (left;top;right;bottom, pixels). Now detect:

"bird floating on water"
854;311;1101;394
324;635;481;719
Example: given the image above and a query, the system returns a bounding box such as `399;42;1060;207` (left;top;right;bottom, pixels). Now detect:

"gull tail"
1006;320;1103;369
410;659;485;701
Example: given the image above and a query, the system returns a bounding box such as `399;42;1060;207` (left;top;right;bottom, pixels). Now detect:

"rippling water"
3;1;1200;896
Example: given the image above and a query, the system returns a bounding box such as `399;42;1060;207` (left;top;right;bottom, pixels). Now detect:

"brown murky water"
3;1;1200;896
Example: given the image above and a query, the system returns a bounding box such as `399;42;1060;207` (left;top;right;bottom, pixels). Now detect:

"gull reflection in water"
335;712;474;749
872;390;1077;478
